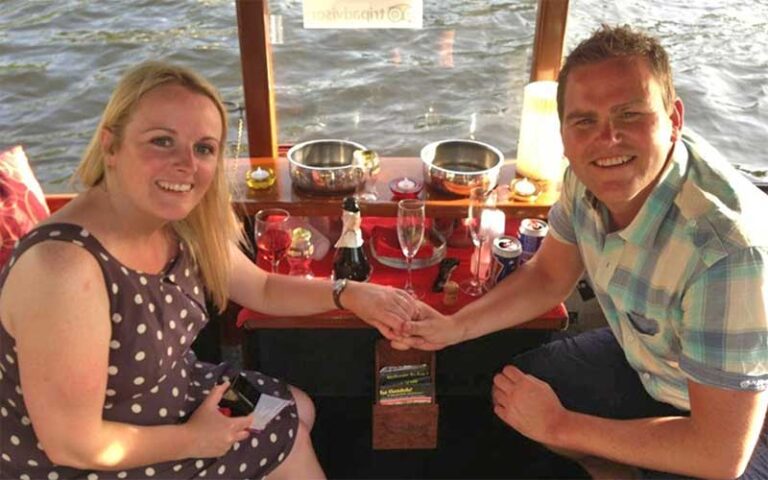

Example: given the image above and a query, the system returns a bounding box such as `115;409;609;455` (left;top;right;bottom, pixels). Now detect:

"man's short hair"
556;24;676;120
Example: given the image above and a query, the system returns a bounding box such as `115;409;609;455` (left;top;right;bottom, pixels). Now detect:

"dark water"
1;0;766;192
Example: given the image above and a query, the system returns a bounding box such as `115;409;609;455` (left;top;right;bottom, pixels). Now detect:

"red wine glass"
254;208;291;273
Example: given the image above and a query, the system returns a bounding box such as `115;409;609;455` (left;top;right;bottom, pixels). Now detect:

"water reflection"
0;0;765;192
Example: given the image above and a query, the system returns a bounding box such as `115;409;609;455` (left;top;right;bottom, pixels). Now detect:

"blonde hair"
75;61;241;312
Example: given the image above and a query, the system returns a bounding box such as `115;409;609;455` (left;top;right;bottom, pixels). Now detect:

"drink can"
518;218;548;264
490;235;522;288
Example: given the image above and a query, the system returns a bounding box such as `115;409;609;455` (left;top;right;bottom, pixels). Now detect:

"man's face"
560;56;683;226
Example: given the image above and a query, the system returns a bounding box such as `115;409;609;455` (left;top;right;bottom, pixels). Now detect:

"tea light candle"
245;166;276;190
514;177;536;197
389;176;422;198
250;167;269;181
401;178;417;190
508;177;541;201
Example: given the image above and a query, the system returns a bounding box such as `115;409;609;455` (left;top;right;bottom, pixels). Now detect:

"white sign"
303;0;423;29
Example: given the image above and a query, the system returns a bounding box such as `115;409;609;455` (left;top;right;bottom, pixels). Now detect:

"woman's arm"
2;241;251;470
227;244;414;337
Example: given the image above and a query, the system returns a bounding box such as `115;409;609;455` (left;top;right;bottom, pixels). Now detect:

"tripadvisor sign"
303;0;423;29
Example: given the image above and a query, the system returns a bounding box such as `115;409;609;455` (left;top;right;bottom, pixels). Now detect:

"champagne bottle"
332;196;372;282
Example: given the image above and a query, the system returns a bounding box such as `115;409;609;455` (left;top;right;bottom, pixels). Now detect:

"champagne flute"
460;186;495;296
397;199;426;298
254;208;291;273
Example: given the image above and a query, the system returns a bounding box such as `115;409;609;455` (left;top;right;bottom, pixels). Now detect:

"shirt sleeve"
679;246;768;391
547;166;578;245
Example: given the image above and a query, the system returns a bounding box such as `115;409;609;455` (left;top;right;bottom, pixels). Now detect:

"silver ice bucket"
420;139;504;196
287;139;378;195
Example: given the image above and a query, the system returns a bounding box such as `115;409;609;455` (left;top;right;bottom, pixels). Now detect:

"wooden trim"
236;0;278;157
44;152;560;219
530;0;569;82
230;157;557;218
242;315;567;331
45;193;76;213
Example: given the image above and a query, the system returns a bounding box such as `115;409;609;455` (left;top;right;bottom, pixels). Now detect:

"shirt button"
642;372;651;380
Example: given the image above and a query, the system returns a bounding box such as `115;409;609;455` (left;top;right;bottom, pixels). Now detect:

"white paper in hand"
249;393;293;431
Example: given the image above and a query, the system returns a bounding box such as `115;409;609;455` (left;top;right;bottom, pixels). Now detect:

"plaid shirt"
549;131;768;410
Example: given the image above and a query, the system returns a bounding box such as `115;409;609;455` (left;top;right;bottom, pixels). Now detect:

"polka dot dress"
0;223;298;479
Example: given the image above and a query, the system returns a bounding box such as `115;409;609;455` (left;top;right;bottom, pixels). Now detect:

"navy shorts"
510;327;768;480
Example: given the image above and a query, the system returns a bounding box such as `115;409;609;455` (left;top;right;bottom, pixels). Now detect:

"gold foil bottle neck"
288;227;314;258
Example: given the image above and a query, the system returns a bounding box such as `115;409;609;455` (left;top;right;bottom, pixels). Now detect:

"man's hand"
492;365;568;444
390;302;464;351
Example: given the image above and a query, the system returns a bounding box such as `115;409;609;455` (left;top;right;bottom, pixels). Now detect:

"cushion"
1;145;50;268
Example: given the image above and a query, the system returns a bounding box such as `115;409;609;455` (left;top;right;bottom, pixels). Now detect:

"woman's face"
103;83;223;223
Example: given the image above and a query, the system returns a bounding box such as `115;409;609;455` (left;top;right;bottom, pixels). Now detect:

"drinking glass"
397;199;426;298
254;208;291;273
353;149;380;201
461;186;495;296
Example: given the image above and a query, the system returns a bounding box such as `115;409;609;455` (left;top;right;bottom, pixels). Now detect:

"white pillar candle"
480;209;506;237
472;209;506;279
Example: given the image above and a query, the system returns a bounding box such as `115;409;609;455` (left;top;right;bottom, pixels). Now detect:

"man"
397;25;768;479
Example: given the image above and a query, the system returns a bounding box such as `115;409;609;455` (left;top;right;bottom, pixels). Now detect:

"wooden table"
237;217;567;330
229;156;560;218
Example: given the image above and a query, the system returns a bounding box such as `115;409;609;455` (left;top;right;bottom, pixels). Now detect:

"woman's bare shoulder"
1;238;107;336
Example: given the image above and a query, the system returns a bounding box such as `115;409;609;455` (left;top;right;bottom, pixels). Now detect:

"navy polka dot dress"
0;223;298;479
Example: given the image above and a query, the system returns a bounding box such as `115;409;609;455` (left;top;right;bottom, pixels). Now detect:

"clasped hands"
350;284;567;444
345;283;461;351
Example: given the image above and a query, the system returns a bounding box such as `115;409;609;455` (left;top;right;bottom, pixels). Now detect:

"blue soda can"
518;218;548;264
490;235;522;288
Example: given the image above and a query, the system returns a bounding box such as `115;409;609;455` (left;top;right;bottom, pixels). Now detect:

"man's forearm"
454;261;574;341
552;411;752;479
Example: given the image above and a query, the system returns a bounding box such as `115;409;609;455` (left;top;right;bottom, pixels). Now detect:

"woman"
0;61;415;479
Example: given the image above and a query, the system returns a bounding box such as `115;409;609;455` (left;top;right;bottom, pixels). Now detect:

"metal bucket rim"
420;138;504;175
286;138;368;171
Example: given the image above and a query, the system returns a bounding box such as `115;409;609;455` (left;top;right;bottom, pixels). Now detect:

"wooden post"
236;0;278;158
530;0;569;82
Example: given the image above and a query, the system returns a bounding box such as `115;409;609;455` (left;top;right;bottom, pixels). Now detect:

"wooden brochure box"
372;339;438;450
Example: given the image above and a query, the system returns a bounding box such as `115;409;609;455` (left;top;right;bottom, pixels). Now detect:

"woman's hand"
392;302;465;351
343;281;417;339
183;382;255;458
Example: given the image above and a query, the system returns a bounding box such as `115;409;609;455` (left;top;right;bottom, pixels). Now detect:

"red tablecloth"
237;217;567;329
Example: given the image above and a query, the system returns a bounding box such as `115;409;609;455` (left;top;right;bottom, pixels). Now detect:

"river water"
1;0;766;192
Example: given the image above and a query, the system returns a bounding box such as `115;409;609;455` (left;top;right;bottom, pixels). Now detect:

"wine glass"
461;186;495;296
254;208;291;273
353;149;380;201
397;199;426;298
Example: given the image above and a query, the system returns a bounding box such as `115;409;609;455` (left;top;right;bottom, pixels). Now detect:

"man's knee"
508;336;565;381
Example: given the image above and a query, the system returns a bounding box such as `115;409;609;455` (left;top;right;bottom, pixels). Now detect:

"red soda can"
490;235;522;288
518;218;548;264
